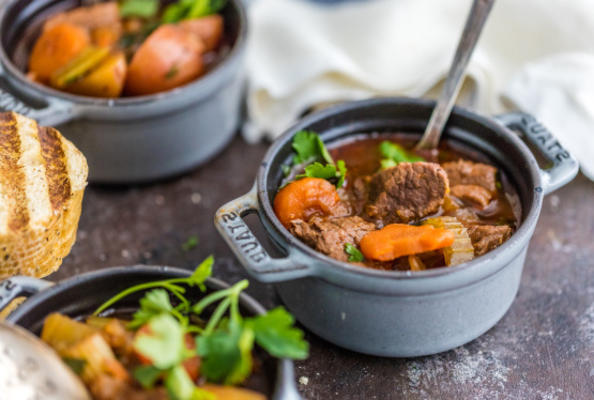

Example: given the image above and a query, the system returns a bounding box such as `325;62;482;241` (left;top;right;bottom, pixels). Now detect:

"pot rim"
0;0;247;107
256;97;544;281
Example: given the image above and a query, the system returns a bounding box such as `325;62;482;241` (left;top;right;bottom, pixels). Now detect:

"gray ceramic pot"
0;0;247;183
215;97;579;357
0;266;301;400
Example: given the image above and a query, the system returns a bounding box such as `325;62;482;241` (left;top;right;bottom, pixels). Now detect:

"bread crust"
0;112;88;278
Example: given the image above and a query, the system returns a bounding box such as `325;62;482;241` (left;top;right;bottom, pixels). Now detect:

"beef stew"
274;132;520;271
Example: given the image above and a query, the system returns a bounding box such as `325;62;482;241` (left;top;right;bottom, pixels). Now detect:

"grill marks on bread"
37;125;71;211
0;112;71;233
0;113;30;231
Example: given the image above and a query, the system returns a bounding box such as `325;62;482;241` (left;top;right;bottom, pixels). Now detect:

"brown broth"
326;133;521;270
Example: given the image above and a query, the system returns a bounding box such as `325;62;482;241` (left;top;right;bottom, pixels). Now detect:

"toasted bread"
0;112;88;278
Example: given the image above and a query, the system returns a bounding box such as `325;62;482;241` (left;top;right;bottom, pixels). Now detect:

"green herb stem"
203;297;231;336
94;279;192;315
192;280;248;315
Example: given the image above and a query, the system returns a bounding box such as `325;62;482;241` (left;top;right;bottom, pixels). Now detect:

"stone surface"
52;137;594;399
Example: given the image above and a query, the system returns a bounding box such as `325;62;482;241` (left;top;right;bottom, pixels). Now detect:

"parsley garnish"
285;130;347;188
162;0;228;23
379;141;424;168
246;307;308;359
292;130;333;165
119;0;159;18
92;256;308;396
344;243;364;262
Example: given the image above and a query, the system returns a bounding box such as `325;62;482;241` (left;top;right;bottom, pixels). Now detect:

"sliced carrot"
274;178;342;228
28;22;90;82
178;15;224;52
360;224;455;261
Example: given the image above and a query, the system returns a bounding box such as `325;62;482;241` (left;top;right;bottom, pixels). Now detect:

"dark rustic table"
53;136;594;400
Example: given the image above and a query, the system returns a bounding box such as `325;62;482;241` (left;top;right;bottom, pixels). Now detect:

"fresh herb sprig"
93;256;308;399
118;0;227;28
119;0;160;18
379;140;424;169
162;0;228;23
344;243;364;262
285;130;347;188
93;256;213;317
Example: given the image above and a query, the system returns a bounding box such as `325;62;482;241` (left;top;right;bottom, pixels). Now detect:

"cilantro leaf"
62;357;86;375
292;130;334;165
134;365;163;389
129;289;173;329
296;162;337;180
295;160;347;189
182;235;199;251
162;0;227;23
134;314;189;369
189;255;213;293
197;321;253;385
344;243;364;262
379;141;424;167
247;307;309;360
380;158;398;170
119;0;159;18
287;131;348;188
225;325;254;385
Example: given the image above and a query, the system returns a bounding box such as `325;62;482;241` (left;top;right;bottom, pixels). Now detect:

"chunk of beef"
443;160;498;193
366;162;449;223
467;225;512;256
347;175;372;215
451;184;493;208
290;216;376;262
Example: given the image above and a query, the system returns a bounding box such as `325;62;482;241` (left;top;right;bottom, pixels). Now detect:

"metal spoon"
0;322;91;399
416;0;496;150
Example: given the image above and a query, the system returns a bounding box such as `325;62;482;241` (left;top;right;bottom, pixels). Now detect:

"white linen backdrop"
244;0;594;180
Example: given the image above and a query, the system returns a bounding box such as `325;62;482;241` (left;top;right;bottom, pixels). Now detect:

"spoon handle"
416;0;496;150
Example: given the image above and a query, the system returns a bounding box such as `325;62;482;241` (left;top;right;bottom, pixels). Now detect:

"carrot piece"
28;22;90;83
125;24;205;96
178;15;224;52
360;224;455;261
274;178;343;228
182;333;201;381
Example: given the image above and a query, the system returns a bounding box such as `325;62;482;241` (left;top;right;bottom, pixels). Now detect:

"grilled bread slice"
0;112;88;278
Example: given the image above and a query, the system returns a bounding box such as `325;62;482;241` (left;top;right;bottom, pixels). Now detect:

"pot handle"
215;183;313;283
0;67;77;126
496;112;579;195
0;276;53;312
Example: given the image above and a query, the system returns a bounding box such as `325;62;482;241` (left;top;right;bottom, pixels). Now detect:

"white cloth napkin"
504;53;594;181
244;0;594;180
